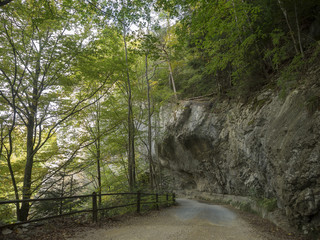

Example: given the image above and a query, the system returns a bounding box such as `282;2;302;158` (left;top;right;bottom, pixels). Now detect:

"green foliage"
277;55;306;98
306;95;320;115
156;0;320;99
236;201;256;214
171;0;269;98
0;0;116;221
0;205;15;224
257;198;278;212
265;28;289;70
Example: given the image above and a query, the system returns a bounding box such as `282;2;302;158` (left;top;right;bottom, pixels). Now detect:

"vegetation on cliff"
157;0;320;99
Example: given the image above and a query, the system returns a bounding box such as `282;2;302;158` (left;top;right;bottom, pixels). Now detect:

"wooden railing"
0;191;176;229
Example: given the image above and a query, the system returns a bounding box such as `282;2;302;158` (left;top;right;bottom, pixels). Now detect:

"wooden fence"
0;191;176;229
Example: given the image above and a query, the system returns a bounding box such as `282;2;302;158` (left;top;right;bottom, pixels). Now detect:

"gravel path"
68;199;267;240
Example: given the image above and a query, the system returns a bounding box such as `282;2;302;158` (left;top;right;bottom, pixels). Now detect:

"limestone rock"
2;228;12;235
157;85;320;233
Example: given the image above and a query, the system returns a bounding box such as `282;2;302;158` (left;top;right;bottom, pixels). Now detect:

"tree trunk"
96;102;102;207
97;137;102;207
20;56;39;221
277;0;299;55
59;170;65;215
294;1;304;57
165;15;178;101
69;175;73;212
231;0;244;43
168;62;178;100
154;114;161;191
145;54;154;190
3;104;21;220
20;117;35;221
97;141;102;205
123;24;135;191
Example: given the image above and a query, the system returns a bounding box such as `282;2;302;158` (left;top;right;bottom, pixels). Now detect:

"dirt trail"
68;199;268;240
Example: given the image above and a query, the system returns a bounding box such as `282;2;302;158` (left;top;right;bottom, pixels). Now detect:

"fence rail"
0;191;175;229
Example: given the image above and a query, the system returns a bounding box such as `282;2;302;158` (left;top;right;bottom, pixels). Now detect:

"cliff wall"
157;83;320;233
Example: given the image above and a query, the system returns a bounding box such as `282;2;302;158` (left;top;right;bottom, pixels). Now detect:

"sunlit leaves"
0;0;109;216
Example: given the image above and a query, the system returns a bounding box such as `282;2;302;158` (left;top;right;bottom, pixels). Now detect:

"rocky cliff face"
157;84;320;232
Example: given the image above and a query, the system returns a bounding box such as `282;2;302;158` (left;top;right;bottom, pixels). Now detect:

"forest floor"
1;199;309;240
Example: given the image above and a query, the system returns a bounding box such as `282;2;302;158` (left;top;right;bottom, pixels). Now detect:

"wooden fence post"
92;192;98;223
166;193;169;206
137;191;141;213
156;193;159;210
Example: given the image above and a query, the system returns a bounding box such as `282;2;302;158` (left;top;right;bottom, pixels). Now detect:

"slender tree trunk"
123;24;135;191
154;114;161;191
20;117;35;221
231;0;244;43
165;15;178;101
3;43;22;220
168;62;178;100
277;0;299;55
97;141;102;205
96;101;102;207
145;54;154;190
59;170;65;215
3;103;21;220
294;1;304;57
69;175;73;212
